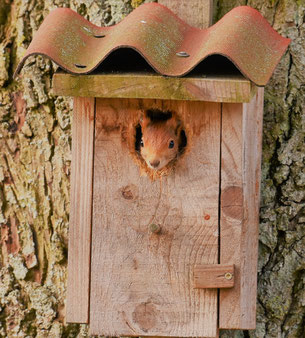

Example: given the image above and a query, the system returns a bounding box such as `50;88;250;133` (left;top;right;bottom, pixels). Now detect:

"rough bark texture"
0;0;303;337
215;1;305;337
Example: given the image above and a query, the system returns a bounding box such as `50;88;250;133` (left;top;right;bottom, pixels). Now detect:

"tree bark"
215;1;305;337
0;1;149;337
0;0;303;337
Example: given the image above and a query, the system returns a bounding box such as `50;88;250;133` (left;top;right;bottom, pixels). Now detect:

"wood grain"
66;97;95;323
240;87;264;328
194;264;235;289
89;98;221;337
159;0;213;28
219;88;264;329
52;72;256;103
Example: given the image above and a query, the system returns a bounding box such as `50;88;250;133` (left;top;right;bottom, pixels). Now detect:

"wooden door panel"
90;99;221;337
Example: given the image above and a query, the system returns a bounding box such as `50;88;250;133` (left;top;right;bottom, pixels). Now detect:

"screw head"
83;26;92;33
224;272;233;280
74;63;87;69
176;51;190;57
149;223;161;234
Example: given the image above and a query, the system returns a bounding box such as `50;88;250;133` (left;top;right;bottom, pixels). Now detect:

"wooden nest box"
15;0;290;336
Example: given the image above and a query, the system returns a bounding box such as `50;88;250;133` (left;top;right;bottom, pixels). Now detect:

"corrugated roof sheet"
14;3;290;86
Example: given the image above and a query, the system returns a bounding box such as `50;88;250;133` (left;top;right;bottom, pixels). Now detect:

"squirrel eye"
140;139;144;147
169;140;175;149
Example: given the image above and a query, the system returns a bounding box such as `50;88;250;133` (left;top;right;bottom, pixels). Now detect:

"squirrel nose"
150;160;160;168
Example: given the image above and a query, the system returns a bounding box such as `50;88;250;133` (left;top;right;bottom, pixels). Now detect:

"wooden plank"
52;72;255;103
219;88;264;329
240;87;264;327
66;97;95;323
159;0;213;28
218;102;244;329
194;265;235;289
89;98;221;337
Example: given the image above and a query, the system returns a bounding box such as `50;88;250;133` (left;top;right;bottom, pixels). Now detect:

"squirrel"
139;109;183;170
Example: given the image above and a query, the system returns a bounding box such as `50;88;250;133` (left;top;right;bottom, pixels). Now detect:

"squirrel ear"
139;109;146;124
166;116;176;128
140;112;150;128
166;116;181;135
175;120;182;135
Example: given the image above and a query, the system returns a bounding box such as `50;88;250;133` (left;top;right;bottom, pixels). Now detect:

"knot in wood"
221;186;243;219
120;184;138;200
132;302;157;332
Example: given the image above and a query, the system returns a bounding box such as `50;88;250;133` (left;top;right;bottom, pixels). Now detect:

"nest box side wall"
220;88;264;329
66;97;95;323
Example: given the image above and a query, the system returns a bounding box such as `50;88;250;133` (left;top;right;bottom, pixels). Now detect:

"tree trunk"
215;1;305;337
0;0;303;337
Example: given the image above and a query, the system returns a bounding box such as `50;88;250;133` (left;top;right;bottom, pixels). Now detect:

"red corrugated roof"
14;3;290;86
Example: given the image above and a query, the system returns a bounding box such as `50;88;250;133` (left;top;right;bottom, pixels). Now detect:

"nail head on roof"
74;64;87;68
176;51;190;57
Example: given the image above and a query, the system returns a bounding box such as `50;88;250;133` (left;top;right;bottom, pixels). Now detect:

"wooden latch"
194;264;235;288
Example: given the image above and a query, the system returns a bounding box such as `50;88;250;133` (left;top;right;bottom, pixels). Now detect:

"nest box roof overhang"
14;3;290;86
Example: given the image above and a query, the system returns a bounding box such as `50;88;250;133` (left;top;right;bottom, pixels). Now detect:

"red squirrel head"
140;110;181;170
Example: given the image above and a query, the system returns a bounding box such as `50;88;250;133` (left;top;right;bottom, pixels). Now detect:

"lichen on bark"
0;0;304;337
